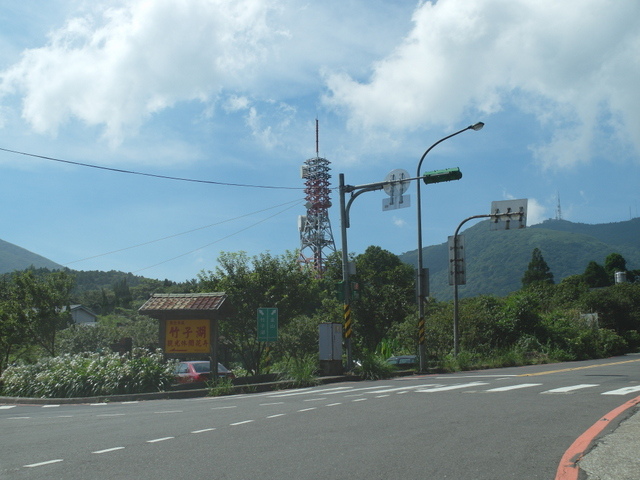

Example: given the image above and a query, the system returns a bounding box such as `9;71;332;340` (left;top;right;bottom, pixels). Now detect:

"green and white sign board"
257;307;278;342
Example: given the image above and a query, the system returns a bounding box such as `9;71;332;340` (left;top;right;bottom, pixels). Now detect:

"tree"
583;261;610;288
197;251;321;374
350;246;415;353
604;253;627;283
13;270;74;357
0;279;29;373
521;248;554;288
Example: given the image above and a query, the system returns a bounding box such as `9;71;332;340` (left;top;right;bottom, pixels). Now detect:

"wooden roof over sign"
138;293;228;316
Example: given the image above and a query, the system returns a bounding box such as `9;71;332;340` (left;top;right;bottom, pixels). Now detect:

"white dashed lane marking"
542;384;599;394
485;383;543;392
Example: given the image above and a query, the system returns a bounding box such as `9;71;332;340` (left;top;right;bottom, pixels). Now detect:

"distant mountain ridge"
0;238;63;273
399;218;640;300
3;218;640;300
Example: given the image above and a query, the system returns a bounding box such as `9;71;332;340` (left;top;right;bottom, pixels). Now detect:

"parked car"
173;360;235;384
386;355;418;369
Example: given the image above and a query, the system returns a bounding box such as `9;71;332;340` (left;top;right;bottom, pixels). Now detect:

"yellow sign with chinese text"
165;319;210;354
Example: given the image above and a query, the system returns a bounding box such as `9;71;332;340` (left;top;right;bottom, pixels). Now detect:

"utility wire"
132;200;303;274
0;146;305;190
63;197;304;266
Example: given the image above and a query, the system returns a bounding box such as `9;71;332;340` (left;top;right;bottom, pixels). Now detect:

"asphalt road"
2;353;640;480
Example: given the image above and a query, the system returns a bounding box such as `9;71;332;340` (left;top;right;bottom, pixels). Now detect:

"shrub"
354;352;395;380
0;349;174;398
208;377;235;396
275;355;319;387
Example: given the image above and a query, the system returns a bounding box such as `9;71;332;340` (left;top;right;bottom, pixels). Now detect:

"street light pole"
416;122;484;372
452;214;490;356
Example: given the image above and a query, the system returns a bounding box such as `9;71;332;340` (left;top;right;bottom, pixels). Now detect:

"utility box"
319;323;343;376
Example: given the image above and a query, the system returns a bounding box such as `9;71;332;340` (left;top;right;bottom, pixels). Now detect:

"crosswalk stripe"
601;385;640;396
542;384;599;393
416;381;490;392
485;383;542;392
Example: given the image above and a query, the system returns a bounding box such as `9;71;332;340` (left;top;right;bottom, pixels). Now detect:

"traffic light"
422;167;462;185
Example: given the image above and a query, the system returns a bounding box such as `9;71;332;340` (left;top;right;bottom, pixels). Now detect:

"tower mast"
298;120;336;276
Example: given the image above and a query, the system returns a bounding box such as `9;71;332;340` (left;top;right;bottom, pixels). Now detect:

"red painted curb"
555;395;640;480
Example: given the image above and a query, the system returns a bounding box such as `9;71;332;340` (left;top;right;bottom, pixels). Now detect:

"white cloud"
393;216;407;228
0;0;280;146
323;0;640;169
0;0;412;152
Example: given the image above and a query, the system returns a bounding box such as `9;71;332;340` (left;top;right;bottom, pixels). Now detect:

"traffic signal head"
422;167;462;185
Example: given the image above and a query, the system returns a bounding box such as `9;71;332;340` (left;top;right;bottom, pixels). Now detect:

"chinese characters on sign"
257;308;278;342
165;319;210;354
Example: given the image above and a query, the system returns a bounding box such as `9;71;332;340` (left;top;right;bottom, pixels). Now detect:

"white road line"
97;413;126;417
259;402;284;406
90;403;107;406
154;410;183;414
42;405;60;408
93;447;125;454
325;403;342;407
122;401;139;404
212;405;237;410
267;413;286;418
542;384;599;394
304;397;327;402
602;385;640;396
147;437;174;443
352;398;367;402
376;394;390;398
230;420;254;426
269;385;392;397
417;381;490;392
191;428;216;433
298;407;317;412
24;459;63;468
0;405;16;409
485;383;543;392
363;384;440;394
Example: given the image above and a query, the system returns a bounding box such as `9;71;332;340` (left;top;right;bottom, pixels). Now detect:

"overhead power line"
63;198;304;266
132;199;303;274
0;146;304;190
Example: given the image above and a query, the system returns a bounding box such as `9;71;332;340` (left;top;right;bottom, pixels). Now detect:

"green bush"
207;377;235;396
0;348;174;398
354;352;395;380
275;355;319;387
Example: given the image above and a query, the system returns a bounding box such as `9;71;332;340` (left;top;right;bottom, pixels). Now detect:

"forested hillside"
0;238;63;273
3;217;640;303
400;218;640;300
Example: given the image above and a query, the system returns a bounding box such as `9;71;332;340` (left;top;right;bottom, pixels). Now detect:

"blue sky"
1;0;639;282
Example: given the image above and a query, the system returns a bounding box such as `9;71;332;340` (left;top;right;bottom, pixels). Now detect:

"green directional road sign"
257;307;278;342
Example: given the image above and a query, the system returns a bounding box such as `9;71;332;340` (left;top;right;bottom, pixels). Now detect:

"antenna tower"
298;120;336;276
556;192;563;220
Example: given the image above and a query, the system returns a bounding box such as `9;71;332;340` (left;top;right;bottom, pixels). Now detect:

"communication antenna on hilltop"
556;191;563;220
298;120;336;276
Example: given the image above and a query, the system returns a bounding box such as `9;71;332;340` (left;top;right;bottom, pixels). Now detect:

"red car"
173;361;235;384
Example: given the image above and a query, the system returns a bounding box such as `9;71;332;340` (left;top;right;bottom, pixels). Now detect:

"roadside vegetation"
1;248;639;398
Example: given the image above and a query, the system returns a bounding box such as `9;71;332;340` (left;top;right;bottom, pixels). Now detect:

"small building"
68;304;98;325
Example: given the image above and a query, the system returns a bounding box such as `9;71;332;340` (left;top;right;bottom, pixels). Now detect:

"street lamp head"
470;122;484;131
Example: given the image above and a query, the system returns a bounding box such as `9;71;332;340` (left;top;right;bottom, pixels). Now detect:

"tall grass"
275;355;319;387
354;352;395;380
0;349;174;398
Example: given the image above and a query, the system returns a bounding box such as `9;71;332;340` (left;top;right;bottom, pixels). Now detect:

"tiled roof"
138;293;227;313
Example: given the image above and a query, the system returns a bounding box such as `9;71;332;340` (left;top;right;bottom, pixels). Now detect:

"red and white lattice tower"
298;121;336;276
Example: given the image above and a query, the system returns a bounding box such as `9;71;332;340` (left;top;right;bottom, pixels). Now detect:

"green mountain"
0;238;64;274
399;218;640;300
